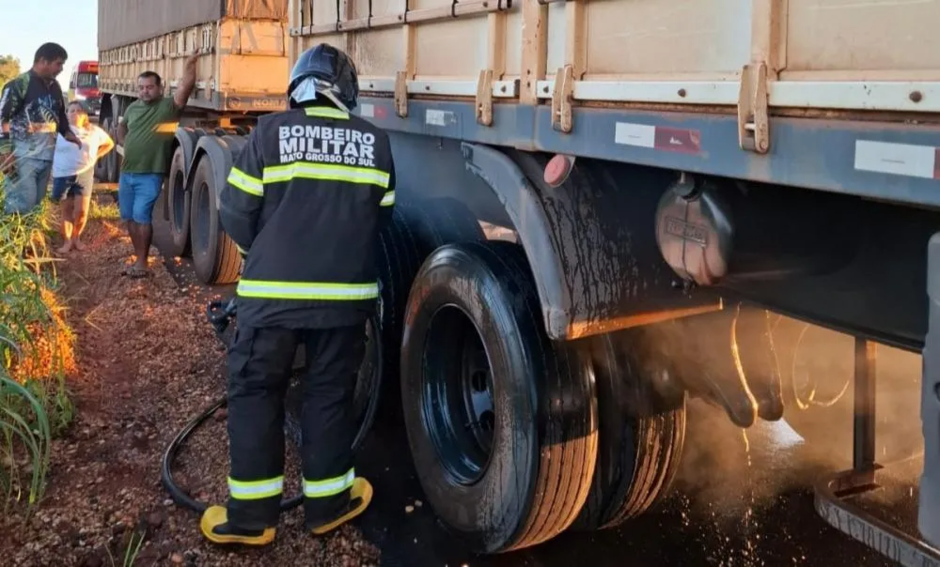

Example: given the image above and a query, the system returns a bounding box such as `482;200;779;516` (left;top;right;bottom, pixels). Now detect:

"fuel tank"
655;173;856;287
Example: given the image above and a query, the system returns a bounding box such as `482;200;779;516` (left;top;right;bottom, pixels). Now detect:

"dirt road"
0;200;379;566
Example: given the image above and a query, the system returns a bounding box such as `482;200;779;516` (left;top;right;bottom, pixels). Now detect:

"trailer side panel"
98;0;288;51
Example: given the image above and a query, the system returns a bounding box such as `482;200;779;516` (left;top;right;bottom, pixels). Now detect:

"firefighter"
202;43;396;546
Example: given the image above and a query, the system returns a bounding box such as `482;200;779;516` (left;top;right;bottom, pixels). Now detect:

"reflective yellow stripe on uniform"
303;468;355;498
380;190;395;207
263;162;390;189
237;279;379;301
228;167;264;196
235;243;247;255
228;476;284;500
304;107;349;120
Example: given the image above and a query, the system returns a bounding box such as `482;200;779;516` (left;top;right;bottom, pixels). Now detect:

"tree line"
0;55;21;89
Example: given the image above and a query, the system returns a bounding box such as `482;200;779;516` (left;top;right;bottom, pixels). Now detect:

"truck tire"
397;197;487;258
376;208;422;377
571;331;686;531
284;316;383;453
189;156;241;285
101;116;122;183
164;146;191;257
375;198;485;419
94;125;110;182
400;240;598;553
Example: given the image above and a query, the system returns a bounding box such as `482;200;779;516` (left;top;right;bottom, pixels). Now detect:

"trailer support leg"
845;338;878;489
812;235;940;566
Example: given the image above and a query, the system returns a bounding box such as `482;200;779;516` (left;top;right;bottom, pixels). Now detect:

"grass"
0;174;76;514
90;197;120;221
105;529;147;567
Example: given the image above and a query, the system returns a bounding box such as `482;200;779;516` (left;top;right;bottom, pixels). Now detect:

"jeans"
51;174;92;202
118;172;163;224
3;157;52;214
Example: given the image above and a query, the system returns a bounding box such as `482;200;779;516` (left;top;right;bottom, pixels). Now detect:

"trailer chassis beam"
813;271;940;566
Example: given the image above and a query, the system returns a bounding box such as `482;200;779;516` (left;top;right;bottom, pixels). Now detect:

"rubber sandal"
200;505;276;546
310;477;374;535
122;265;149;279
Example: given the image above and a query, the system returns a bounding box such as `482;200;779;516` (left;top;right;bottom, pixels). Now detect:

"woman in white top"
51;101;114;253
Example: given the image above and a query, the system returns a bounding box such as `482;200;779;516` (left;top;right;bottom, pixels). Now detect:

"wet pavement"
353;400;910;567
146;197;914;567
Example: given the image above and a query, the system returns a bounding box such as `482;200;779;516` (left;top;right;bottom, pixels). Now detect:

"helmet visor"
289;76;351;113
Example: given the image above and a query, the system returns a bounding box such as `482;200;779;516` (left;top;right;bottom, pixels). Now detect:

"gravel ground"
0;211;380;566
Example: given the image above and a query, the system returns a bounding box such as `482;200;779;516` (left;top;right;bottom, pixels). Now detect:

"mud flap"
919;233;940;549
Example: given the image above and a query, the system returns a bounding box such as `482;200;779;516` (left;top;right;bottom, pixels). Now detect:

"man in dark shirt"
0;43;81;214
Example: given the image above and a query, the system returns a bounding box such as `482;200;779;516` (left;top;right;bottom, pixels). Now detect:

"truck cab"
67;60;101;118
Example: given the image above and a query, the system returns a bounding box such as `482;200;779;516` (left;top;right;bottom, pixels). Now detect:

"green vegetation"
0;55;19;90
0;175;76;513
90;197;120;221
106;529;147;567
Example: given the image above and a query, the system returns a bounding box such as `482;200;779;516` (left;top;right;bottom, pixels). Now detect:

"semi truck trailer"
96;0;290;284
99;0;940;561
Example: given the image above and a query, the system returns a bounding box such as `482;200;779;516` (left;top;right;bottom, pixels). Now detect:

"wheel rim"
193;180;210;256
171;168;187;234
421;305;495;486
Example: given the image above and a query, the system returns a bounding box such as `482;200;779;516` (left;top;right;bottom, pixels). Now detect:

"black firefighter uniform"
216;104;395;533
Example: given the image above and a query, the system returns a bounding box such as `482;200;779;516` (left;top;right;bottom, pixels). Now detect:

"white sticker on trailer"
359;103;375;118
425;109;450;127
854;140;937;179
614;123;656;149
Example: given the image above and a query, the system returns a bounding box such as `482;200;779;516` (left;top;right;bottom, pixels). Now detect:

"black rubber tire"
375;208;422;379
401;240;598;553
283;317;383;452
396;197;487;258
571;330;687;531
375;197;486;419
164;146;191;258
105;99;125;183
101;116;122;183
94;117;111;182
189;156;242;285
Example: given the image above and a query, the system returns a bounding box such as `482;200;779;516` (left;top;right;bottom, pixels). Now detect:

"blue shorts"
3;157;52;214
118;172;163;224
51;175;91;202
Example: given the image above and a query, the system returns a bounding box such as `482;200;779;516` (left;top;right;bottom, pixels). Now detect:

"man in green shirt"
116;54;197;278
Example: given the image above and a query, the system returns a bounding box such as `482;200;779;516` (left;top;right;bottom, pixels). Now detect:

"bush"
0;174;75;513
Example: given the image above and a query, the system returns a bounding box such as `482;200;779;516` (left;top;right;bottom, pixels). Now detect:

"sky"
0;0;99;89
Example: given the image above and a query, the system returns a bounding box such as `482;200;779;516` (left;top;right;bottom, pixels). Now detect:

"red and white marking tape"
614;122;702;154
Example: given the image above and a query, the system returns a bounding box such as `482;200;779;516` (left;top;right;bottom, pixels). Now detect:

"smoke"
644;309;923;522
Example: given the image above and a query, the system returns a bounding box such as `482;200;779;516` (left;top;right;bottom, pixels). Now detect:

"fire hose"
159;297;304;513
